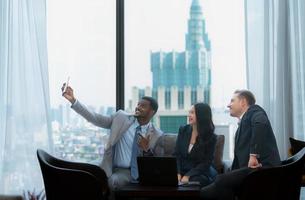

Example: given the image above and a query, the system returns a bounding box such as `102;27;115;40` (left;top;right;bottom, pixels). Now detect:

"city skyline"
131;0;213;132
48;0;246;109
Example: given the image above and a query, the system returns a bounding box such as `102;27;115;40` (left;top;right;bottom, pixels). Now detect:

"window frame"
116;0;125;110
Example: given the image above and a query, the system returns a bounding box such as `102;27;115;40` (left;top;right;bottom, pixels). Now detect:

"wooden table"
114;184;201;200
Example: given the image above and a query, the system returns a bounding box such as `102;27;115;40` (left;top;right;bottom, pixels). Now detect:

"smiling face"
227;93;247;118
188;105;197;125
134;99;155;120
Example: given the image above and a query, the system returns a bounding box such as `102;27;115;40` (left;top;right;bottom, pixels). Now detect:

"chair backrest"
213;135;225;173
154;133;177;156
0;195;23;200
289;137;305;155
37;149;109;200
237;147;305;200
154;133;225;173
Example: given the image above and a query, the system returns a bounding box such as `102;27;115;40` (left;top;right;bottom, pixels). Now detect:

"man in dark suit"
230;90;281;170
200;90;281;200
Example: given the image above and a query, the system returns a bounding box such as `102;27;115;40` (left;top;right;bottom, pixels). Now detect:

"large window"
48;0;246;162
47;0;116;162
125;0;246;160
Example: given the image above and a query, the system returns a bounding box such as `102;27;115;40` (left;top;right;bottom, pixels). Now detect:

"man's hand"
138;134;150;152
61;83;76;104
248;154;262;168
180;176;189;183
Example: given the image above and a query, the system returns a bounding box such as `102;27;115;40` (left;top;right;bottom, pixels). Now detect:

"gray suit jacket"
71;100;163;177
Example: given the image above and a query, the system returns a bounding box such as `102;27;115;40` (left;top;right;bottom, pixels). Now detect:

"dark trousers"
188;166;218;187
200;167;255;200
190;174;214;187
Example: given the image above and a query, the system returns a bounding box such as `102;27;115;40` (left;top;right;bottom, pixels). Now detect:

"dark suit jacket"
232;105;281;170
175;125;217;178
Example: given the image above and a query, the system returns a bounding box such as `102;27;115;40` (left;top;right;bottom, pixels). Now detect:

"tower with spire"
151;0;211;106
129;0;212;132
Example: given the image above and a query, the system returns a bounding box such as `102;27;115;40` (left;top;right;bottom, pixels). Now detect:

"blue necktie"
130;126;141;180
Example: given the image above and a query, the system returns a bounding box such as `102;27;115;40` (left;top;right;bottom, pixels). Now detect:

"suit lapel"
235;116;245;146
235;109;248;146
109;115;134;146
185;126;193;154
235;122;242;147
118;116;135;137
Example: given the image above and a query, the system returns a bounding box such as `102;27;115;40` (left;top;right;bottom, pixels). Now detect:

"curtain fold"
245;0;305;158
0;0;52;194
290;0;305;141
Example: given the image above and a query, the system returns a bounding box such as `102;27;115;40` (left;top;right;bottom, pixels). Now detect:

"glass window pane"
125;0;246;160
47;0;116;162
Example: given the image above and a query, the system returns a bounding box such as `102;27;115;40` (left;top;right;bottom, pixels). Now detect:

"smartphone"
137;132;146;145
63;76;70;94
137;132;145;139
138;133;146;141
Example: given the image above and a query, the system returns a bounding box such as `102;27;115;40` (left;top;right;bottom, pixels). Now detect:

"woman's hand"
177;174;182;182
180;175;189;183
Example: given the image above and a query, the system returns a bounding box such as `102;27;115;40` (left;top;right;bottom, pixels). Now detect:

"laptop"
137;156;178;186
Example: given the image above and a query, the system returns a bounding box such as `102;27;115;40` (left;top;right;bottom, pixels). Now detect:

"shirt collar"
239;112;246;120
238;111;246;125
135;120;151;133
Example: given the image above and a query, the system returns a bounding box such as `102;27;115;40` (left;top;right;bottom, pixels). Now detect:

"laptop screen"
137;156;178;186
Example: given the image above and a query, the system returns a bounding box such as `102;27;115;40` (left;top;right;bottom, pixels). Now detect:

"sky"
47;0;246;109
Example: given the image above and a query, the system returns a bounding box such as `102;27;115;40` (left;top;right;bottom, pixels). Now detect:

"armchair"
37;149;109;200
236;147;305;200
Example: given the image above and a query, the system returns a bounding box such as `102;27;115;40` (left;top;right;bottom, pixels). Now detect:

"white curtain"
0;0;53;194
245;0;305;158
290;1;305;141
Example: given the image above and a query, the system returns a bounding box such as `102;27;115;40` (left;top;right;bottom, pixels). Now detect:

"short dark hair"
141;96;158;113
234;89;256;106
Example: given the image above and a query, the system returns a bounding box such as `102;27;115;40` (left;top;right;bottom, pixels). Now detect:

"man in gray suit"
61;84;163;189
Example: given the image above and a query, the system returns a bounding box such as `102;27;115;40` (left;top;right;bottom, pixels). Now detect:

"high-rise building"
126;0;235;160
148;0;211;132
151;0;211;105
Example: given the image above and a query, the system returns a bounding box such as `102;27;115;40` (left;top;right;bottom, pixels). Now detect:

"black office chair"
236;147;305;200
0;195;22;200
37;149;109;200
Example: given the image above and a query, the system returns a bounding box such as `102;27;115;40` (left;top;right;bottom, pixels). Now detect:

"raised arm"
62;84;114;129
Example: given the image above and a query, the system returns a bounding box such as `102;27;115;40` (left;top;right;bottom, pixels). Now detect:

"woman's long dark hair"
194;103;215;143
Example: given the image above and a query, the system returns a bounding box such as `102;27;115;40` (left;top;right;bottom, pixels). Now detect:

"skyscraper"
151;0;211;106
131;0;211;132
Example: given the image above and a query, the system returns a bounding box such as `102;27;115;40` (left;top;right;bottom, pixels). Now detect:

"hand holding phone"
137;133;149;151
137;132;145;139
61;77;76;104
62;76;70;94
